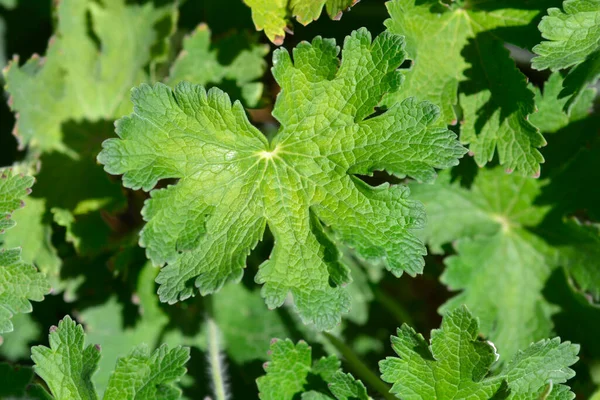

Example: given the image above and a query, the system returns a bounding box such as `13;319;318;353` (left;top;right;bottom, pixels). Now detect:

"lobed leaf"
98;28;466;330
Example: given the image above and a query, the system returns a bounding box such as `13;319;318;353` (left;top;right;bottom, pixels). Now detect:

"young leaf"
31;316;100;400
380;306;579;399
256;339;368;400
167;23;268;107
31;315;190;400
409;168;556;360
532;0;600;112
0;169;50;334
98;28;466;330
385;0;545;176
243;0;358;44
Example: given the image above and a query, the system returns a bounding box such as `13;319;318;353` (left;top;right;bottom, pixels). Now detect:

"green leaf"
98;28;466;330
409;168;557;359
385;0;545;176
103;344;190;400
380;305;579;399
0;169;50;334
532;0;600;71
3;0;175;154
243;0;357;44
31;315;190;400
31;316;101;400
79;263;169;395
529;72;595;133
532;0;600;113
167;23;268;107
256;339;368;400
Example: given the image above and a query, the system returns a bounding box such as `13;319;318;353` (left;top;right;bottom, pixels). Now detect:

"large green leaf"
98;28;466;330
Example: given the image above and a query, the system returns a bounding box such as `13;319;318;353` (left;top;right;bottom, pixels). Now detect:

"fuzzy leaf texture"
31;315;190;400
385;0;546;176
533;0;600;112
256;339;368;400
0;169;50;333
409;168;557;360
243;0;358;44
380;306;580;400
98;28;466;330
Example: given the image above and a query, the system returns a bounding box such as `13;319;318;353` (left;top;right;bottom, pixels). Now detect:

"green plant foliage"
242;0;358;44
257;338;368;400
98;28;466;330
166;23;268;107
380;306;579;399
385;0;548;176
0;169;49;334
31;315;190;400
533;0;600;112
2;0;600;398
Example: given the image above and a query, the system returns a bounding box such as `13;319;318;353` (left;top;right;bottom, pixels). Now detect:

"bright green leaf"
98;28;466;330
380;305;579;399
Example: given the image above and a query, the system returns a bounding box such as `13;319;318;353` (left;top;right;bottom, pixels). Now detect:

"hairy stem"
206;297;228;400
322;332;395;400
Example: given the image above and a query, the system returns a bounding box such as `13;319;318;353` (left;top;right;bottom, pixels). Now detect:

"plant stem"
206;297;228;400
373;287;415;327
322;332;396;400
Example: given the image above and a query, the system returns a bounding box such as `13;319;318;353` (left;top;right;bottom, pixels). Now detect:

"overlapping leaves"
385;0;554;176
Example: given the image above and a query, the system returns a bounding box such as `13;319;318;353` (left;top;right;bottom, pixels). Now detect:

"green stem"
374;287;415;327
206;297;228;400
322;332;395;400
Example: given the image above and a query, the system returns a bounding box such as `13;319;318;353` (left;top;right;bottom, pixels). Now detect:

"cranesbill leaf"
385;0;545;176
256;339;368;400
0;169;50;334
243;0;358;44
409;168;557;360
98;28;466;330
532;0;600;112
167;23;268;107
380;306;579;399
